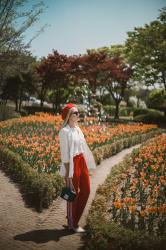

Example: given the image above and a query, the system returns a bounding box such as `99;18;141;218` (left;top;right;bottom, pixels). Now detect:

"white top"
58;124;96;178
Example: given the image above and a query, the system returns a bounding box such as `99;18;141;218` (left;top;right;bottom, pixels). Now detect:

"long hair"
61;106;77;128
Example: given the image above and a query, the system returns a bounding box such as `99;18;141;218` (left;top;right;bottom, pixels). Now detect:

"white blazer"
58;124;96;178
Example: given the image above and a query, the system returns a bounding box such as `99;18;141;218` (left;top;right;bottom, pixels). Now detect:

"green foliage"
119;107;133;116
90;44;127;62
0;0;46;54
0;0;47;94
23;105;56;115
133;108;150;117
134;113;166;124
84;220;166;250
103;105;134;117
19;109;29;116
133;108;165;124
125;7;166;89
0;104;21;121
147;89;166;113
103;105;116;116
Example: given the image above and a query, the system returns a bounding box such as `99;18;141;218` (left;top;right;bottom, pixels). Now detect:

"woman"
58;103;96;233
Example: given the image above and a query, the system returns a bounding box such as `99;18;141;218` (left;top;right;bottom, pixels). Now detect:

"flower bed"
110;135;166;235
0;113;160;173
84;134;166;250
0;114;61;173
0;113;162;211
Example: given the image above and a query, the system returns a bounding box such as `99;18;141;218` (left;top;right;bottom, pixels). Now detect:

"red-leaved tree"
100;56;133;119
36;50;70;109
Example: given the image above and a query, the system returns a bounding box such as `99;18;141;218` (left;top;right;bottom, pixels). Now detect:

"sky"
22;0;166;58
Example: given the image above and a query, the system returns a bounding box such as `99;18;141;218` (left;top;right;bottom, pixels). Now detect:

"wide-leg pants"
66;153;90;229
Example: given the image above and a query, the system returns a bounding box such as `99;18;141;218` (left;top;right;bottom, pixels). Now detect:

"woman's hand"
65;177;76;193
70;179;76;192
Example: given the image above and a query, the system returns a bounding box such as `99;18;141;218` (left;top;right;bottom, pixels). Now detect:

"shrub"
147;89;166;115
92;129;161;164
119;108;128;116
104;106;134;117
23;105;56;115
119;107;134;116
133;108;150;117
0;105;21;121
84;221;166;250
19;109;29;116
134;112;166;124
103;105;116;116
106;117;133;123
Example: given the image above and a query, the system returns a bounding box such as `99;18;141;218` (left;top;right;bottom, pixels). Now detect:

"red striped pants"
66;153;90;229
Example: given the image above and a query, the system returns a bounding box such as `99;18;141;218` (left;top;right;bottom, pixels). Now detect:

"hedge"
92;129;162;165
103;105;134;117
134;113;166;124
0;104;21;121
133;108;164;118
133;108;150;117
23;105;56;115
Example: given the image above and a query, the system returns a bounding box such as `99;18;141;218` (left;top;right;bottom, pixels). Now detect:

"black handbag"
60;187;76;202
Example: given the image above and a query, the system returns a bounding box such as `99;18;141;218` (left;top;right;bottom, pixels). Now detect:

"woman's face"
69;108;79;123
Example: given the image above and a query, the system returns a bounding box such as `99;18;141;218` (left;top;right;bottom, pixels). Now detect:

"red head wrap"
61;103;75;120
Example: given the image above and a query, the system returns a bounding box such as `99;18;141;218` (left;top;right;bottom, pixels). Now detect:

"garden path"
0;144;141;250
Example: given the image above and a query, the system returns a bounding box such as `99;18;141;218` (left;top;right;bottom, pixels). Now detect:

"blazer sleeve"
59;129;70;163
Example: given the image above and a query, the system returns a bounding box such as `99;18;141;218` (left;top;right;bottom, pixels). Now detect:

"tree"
0;0;46;53
36;49;132;117
134;87;150;108
125;7;166;90
0;0;47;89
36;50;71;109
2;69;36;111
72;51;108;92
123;87;135;107
69;50;132;119
100;56;132;119
1;51;37;110
92;44;127;60
68;51;108;108
90;45;135;113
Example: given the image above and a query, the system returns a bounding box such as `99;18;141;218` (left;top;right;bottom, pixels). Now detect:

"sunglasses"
72;111;79;116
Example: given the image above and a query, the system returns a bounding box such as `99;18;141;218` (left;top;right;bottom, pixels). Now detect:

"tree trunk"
19;98;22;111
19;89;23;111
137;97;140;108
125;96;130;107
114;100;120;120
161;72;166;91
88;91;91;110
40;99;44;108
15;99;18;112
109;86;121;120
54;90;59;112
40;83;46;108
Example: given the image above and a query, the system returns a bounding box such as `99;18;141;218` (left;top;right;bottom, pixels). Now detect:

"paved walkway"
0;144;141;250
